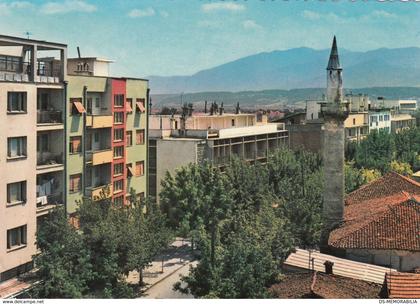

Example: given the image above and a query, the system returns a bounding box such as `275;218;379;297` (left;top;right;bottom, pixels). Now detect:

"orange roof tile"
385;272;420;299
329;172;420;251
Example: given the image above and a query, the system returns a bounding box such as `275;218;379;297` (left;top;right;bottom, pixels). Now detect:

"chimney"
77;46;81;58
235;102;240;114
324;261;334;275
219;102;224;115
204;100;207;114
320;36;347;252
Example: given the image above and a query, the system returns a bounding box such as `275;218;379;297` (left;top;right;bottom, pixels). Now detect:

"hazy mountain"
148;47;420;94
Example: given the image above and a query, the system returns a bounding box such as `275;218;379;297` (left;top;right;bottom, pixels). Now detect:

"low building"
372;98;418;114
391;113;416;133
328;172;420;272
368;109;391;134
148;111;288;200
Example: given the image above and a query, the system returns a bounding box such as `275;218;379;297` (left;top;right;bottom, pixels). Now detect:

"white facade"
368;111;391;134
372;99;418;114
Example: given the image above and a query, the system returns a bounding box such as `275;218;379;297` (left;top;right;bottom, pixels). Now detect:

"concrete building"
0;35;67;282
372;98;418;114
148;111;288;200
368;109;391;134
320;36;349;250
66;57;149;215
391;113;416;134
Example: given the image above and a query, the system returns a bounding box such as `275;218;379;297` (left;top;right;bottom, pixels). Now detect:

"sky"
0;0;419;78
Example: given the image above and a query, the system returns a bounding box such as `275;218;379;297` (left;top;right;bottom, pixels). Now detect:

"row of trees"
33;192;172;298
160;148;324;298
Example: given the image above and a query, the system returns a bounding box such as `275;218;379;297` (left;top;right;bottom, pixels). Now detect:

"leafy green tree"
33;208;93;298
345;162;364;193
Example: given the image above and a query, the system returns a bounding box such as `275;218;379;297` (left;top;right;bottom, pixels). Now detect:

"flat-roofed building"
148;111;288;201
0;35;67;282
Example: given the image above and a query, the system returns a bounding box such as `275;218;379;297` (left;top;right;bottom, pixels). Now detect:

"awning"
127;165;135;177
136;101;145;113
126;101;133;112
73;101;86;114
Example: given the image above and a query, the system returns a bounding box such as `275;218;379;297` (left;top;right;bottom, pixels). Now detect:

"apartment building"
368;109;391;134
149;109;288;200
372;98;418;114
66;57;148;215
0;35;66;282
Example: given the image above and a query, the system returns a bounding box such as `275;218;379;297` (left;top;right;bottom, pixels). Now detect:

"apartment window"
69;174;82;193
7;181;26;205
7;225;27;250
114;112;124;124
113;195;124;206
7;136;27;159
136;98;146;113
126;131;132;146
379;115;383;122
113;146;124;158
0;55;21;72
231;119;235;127
69;136;82;154
384;114;390;121
113;180;123;193
114;94;124;107
114;129;123;142
37;134;49;152
70;98;85;115
126;98;133;112
136;129;145;145
127;163;135;178
135;161;144;176
353;118;356;125
114;163;123;176
7;92;27;113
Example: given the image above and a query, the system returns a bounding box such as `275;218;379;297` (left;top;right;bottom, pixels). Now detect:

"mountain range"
148;47;420;94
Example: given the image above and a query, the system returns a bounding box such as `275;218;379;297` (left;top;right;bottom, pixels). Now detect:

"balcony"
87;149;113;165
37;151;64;173
37;110;63;130
86;115;113;128
86;184;113;201
36;192;64;216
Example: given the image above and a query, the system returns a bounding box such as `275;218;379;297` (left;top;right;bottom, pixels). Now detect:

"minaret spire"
327;36;341;71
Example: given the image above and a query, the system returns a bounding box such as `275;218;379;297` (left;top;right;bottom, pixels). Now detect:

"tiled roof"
329;172;420;251
345;172;420;206
384;272;420;299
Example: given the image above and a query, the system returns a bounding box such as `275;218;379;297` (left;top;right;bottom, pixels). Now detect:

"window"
69;174;81;193
114;163;123;176
136;129;145;145
113;146;124;158
114;129;123;141
231;119;235;127
7;225;27;250
126;131;132;146
135;161;144;176
379;115;383;121
114;94;124;107
136;98;146;113
114;112;124;124
37;134;49;152
126;98;133;113
7;137;27;158
353;118;356;125
7;92;27;113
0;55;21;72
7;181;26;204
95;97;100;108
384;114;390;121
70;98;85;115
127;163;135;178
113;195;124;206
113;180;123;193
69;136;82;154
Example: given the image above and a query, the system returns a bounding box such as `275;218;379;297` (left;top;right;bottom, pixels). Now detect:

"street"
141;261;198;299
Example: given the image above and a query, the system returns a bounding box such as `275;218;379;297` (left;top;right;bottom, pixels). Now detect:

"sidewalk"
126;238;194;292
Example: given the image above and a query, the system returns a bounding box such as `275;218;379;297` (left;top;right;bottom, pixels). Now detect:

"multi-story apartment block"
149;110;288;200
0;35;66;282
66;57;148;215
372;98;418;114
391;113;416;134
368;109;391;134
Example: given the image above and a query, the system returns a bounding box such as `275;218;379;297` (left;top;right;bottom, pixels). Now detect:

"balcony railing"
36;192;64;214
37;110;63;124
86;149;113;165
37;152;63;166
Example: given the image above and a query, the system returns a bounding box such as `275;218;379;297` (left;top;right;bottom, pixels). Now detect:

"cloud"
128;7;156;18
242;19;262;30
202;2;245;13
370;10;397;19
160;10;169;18
302;10;321;21
0;1;33;15
40;0;96;14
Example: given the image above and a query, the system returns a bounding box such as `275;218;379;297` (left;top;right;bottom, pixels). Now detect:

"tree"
32;208;93;298
345;162;364;193
390;160;413;176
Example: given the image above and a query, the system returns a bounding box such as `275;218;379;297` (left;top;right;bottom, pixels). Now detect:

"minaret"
320;36;349;252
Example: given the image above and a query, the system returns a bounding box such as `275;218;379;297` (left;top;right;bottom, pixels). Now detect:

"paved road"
142;261;197;299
